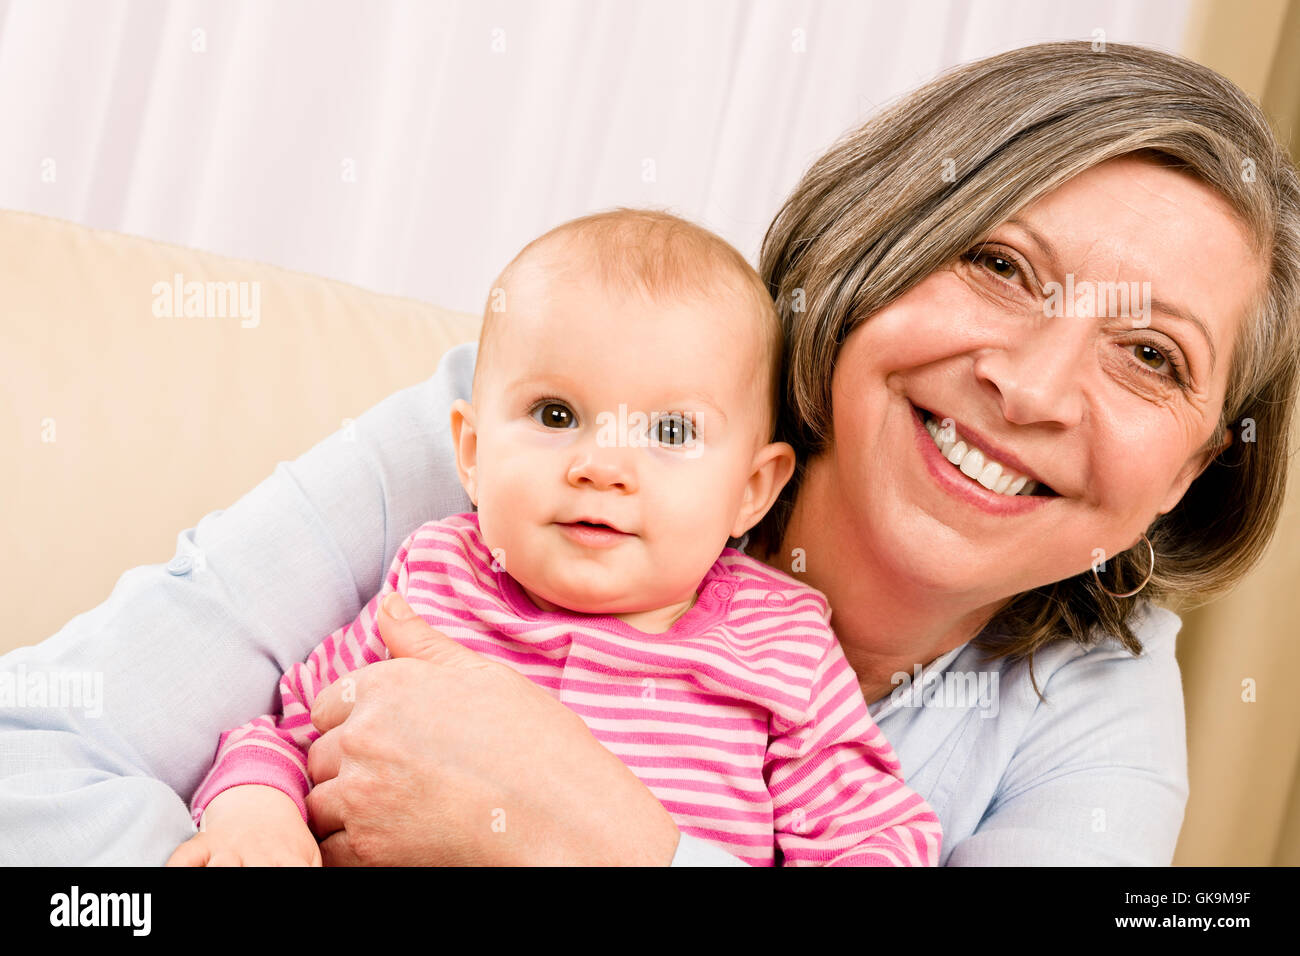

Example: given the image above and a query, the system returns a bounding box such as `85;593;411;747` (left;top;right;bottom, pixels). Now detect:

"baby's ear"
450;399;480;504
731;441;797;538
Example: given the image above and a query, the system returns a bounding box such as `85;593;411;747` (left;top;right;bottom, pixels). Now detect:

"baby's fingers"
165;834;213;867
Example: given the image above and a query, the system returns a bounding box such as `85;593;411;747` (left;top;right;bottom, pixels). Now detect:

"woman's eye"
970;250;1020;282
653;413;695;446
1133;343;1167;373
1126;341;1185;385
532;400;576;428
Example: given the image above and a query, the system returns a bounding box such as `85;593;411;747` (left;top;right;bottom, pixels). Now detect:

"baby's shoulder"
399;512;494;576
707;550;854;721
711;548;837;659
404;510;479;544
714;548;832;618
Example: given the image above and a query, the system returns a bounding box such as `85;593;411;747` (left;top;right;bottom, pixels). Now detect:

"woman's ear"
731;441;797;539
450;399;480;505
1157;428;1233;516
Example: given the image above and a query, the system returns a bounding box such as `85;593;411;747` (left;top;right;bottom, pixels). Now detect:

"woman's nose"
972;315;1088;427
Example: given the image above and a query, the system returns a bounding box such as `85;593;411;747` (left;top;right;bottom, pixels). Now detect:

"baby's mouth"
565;520;625;532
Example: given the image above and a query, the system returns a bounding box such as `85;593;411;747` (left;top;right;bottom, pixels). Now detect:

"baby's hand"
166;784;322;867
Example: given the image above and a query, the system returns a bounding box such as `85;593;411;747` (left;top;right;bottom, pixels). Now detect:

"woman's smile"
907;398;1059;517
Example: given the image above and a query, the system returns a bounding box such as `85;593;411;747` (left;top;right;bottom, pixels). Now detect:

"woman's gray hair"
749;41;1300;678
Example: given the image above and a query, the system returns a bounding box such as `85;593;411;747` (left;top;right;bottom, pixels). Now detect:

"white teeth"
976;461;1002;490
922;412;1044;497
958;448;985;479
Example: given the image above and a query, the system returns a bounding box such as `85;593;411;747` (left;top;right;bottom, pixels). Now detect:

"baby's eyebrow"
657;393;728;426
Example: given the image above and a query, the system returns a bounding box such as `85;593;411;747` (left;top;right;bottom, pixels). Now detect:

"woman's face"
811;155;1264;605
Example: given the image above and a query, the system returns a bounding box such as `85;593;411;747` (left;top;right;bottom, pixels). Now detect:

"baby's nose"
567;453;637;492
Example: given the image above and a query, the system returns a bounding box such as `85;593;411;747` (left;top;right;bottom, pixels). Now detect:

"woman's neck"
756;474;1007;706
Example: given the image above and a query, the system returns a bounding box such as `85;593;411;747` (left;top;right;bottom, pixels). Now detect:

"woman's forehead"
1030;158;1252;251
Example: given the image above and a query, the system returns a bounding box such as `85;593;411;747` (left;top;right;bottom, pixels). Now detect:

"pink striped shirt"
191;512;941;866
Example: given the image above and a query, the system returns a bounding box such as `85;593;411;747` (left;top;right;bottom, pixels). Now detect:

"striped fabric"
191;512;941;866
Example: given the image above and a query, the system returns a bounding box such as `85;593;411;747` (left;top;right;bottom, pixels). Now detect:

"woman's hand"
165;784;322;867
304;592;681;866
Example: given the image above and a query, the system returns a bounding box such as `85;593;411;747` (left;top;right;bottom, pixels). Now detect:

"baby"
172;208;942;866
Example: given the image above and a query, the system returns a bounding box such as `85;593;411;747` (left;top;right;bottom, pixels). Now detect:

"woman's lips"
556;522;635;549
909;401;1056;516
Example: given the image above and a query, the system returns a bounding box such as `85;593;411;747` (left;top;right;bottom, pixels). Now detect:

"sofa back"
2;209;481;650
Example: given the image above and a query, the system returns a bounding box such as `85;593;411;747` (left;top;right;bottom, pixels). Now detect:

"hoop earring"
1093;533;1155;598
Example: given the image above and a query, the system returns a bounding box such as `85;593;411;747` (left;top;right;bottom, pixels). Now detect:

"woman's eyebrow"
1006;216;1217;377
1004;217;1064;278
1148;298;1218;376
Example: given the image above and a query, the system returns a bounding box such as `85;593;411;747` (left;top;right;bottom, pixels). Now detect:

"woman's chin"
865;512;1030;600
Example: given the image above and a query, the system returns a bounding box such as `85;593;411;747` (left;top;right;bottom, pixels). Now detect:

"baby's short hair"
474;207;784;441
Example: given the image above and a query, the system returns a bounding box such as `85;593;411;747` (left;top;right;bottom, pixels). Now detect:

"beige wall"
1173;0;1300;866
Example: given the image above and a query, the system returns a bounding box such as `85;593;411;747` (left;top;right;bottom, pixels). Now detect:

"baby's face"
451;259;794;623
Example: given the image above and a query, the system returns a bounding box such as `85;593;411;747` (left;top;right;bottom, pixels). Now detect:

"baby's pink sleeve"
767;632;943;867
188;535;416;826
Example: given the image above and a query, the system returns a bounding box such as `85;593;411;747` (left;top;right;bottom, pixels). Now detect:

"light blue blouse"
0;342;1188;865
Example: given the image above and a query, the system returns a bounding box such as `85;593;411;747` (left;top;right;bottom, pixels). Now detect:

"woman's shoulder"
1029;598;1182;684
965;598;1187;754
921;600;1190;865
903;598;1188;764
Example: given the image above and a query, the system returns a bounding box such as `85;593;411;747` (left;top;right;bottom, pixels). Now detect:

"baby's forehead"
485;229;779;427
502;254;759;338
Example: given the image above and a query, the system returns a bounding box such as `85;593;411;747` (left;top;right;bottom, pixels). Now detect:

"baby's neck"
520;584;697;635
614;593;697;634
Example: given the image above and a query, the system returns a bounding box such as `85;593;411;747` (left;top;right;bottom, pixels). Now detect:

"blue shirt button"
166;555;193;576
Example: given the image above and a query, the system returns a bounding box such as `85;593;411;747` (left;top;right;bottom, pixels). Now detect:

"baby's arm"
768;638;943;867
169;537;415;865
166;784;322;867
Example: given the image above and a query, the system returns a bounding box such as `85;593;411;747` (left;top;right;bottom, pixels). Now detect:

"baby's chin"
526;587;664;617
521;576;692;617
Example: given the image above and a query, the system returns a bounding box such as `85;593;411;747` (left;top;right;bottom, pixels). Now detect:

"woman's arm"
945;607;1188;865
0;343;477;864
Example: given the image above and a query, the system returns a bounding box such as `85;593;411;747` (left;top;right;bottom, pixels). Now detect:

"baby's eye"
531;400;576;429
652;412;696;446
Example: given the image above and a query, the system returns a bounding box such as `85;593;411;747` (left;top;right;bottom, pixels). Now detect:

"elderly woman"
5;41;1298;866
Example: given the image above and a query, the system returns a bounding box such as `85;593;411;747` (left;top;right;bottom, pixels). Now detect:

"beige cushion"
2;209;481;651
